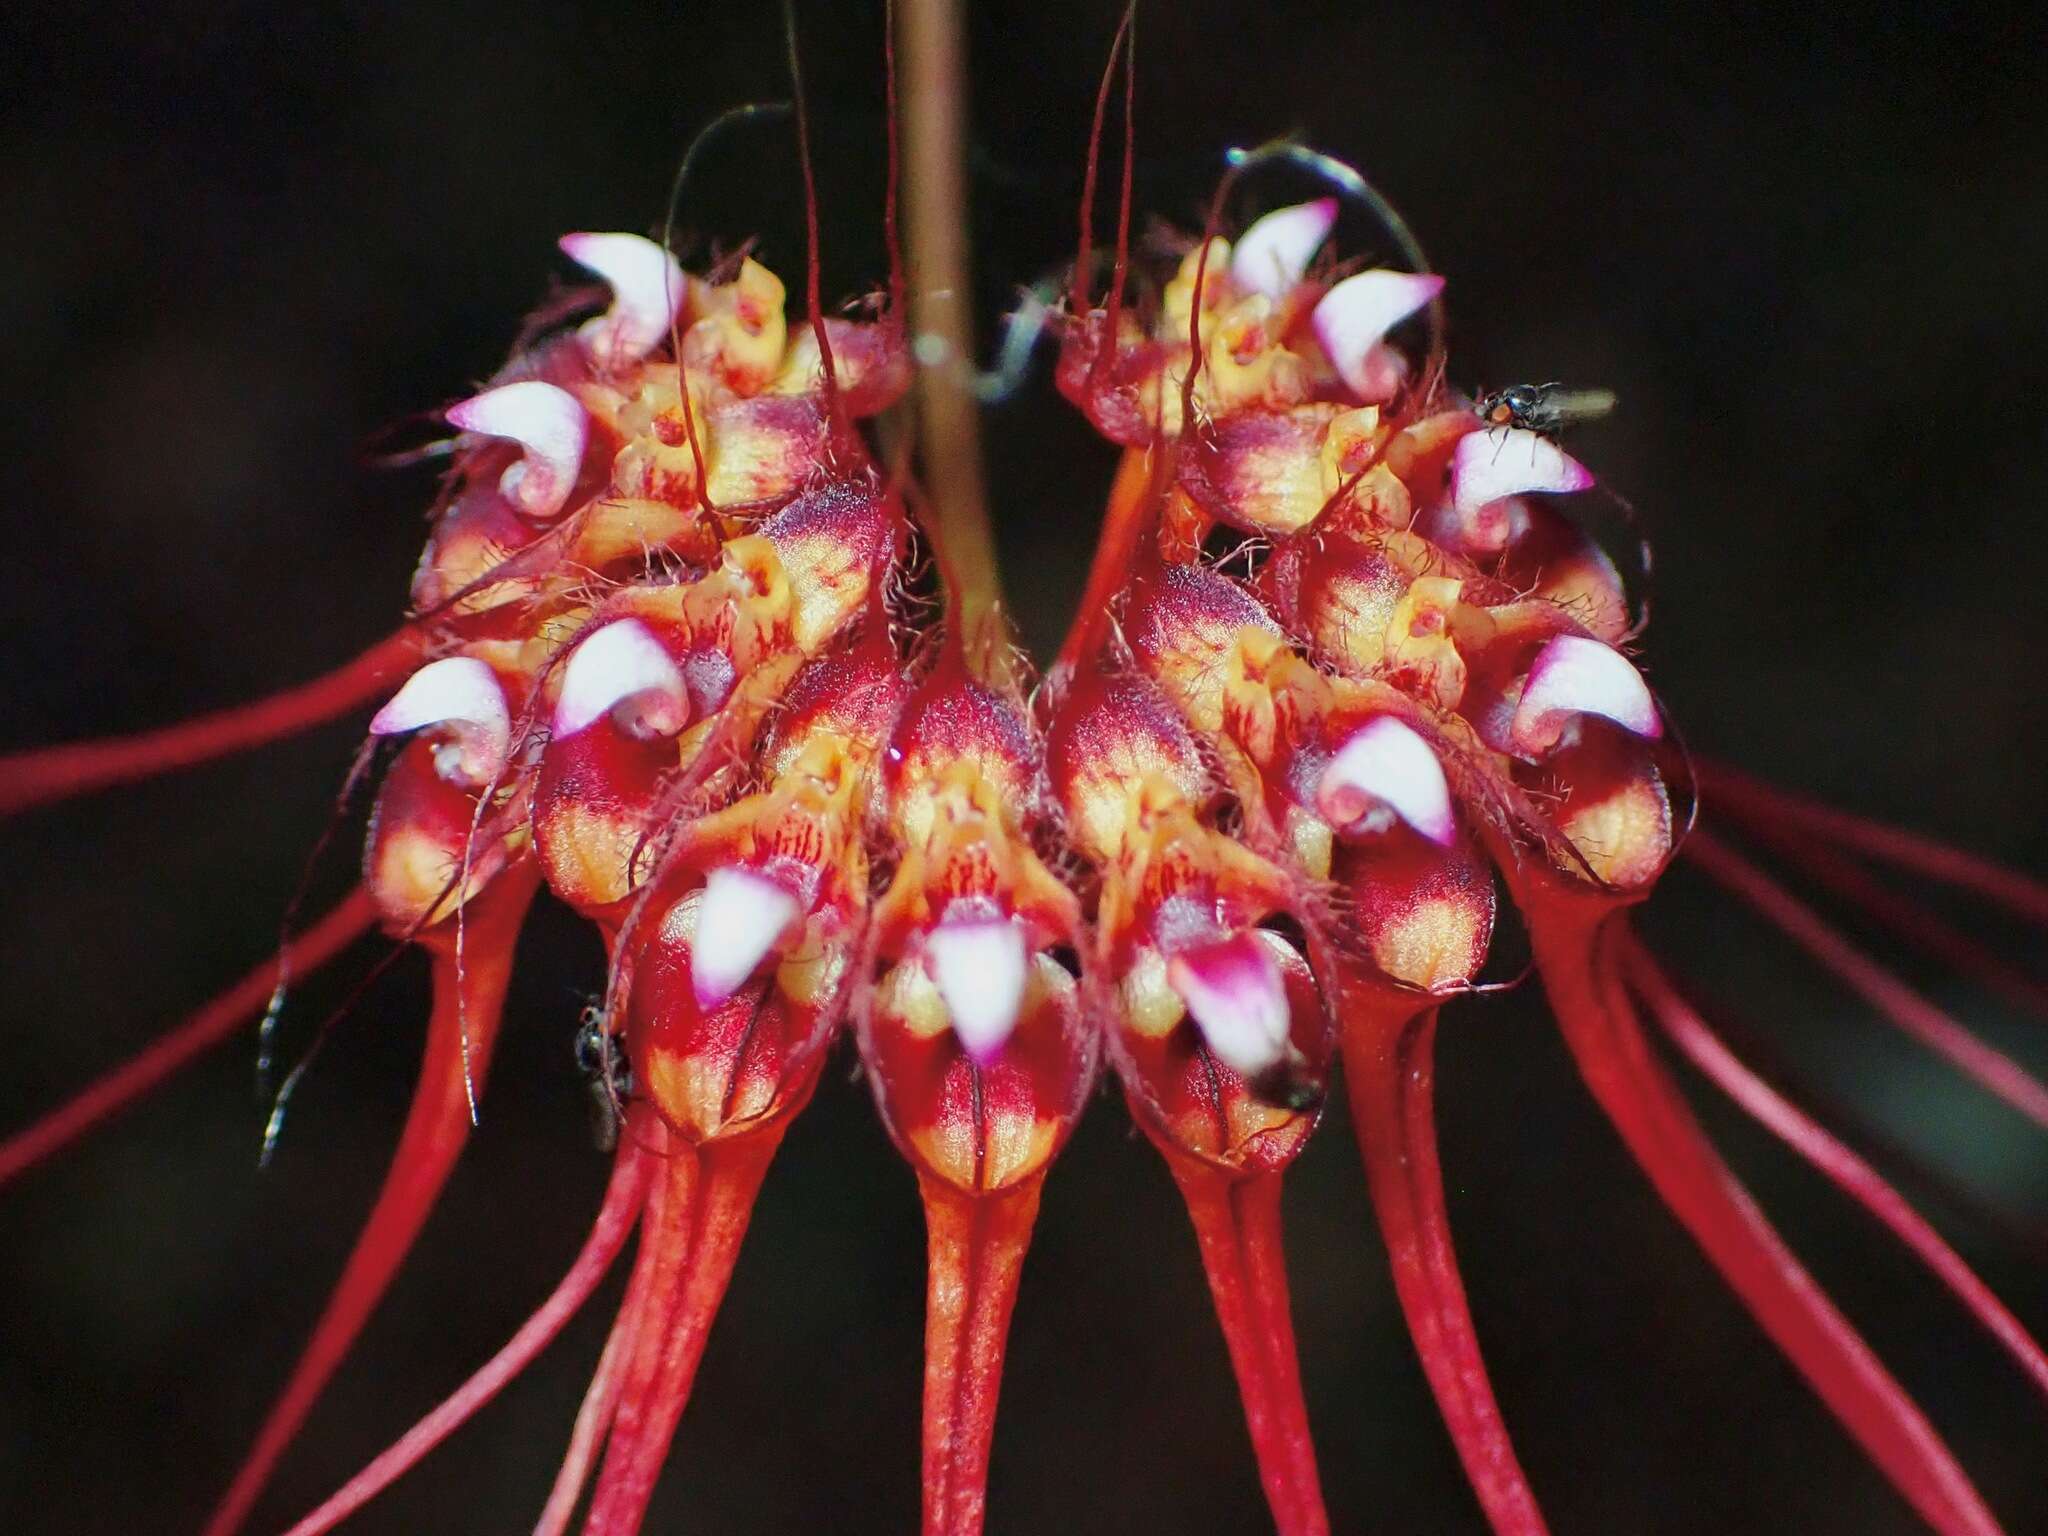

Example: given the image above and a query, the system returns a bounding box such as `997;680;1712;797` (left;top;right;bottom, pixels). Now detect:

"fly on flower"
1474;382;1618;436
0;4;2043;1536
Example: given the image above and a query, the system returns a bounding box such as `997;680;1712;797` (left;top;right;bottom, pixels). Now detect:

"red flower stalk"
1;7;2041;1534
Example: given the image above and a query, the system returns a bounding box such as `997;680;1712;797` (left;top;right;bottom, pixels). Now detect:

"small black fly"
1475;382;1617;437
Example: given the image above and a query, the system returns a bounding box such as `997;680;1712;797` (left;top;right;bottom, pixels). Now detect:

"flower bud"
1050;677;1331;1170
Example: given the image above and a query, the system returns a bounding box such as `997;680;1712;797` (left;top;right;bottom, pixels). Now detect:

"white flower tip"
690;866;804;1009
552;619;689;741
1229;197;1339;299
1450;427;1595;516
1511;634;1662;757
369;656;512;786
1312;269;1445;400
1166;932;1293;1080
560;231;687;366
1316;717;1458;846
445;381;589;518
927;918;1030;1063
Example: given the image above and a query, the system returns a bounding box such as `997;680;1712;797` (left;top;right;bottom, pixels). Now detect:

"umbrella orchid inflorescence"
0;6;2042;1535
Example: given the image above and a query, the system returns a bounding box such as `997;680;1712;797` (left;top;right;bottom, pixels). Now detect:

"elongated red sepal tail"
918;1173;1043;1536
1687;831;2048;1132
1528;895;2005;1536
580;1128;785;1536
1346;1005;1551;1536
203;872;537;1536
1620;934;2048;1405
278;1117;656;1536
1698;762;2048;927
0;627;423;817
1168;1161;1331;1536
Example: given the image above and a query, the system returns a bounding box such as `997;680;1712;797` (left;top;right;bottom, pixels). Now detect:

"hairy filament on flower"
256;733;387;1097
206;866;538;1536
0;887;376;1188
779;0;847;457
1072;4;1135;316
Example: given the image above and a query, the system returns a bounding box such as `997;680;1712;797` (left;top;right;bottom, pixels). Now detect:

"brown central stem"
898;0;1011;685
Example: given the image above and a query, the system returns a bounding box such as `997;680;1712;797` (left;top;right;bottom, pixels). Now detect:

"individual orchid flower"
854;665;1092;1533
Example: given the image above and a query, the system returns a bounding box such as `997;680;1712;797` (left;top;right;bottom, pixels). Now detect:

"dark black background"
1;1;2042;1532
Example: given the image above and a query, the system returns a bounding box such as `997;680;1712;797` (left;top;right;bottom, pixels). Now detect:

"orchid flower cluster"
1;35;2042;1536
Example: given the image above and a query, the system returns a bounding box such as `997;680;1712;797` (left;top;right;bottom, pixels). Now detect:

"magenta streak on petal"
1167;932;1293;1079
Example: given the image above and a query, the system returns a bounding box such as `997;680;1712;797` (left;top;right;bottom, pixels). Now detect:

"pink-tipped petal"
444;381;589;519
1311;270;1445;401
1168;932;1293;1080
1511;634;1661;757
1449;427;1594;516
1317;717;1458;846
551;619;688;741
367;657;511;787
690;867;803;1009
927;919;1029;1063
560;231;687;367
1229;198;1339;300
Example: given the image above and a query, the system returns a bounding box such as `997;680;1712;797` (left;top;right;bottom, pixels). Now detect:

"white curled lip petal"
445;381;589;519
926;917;1030;1063
1311;269;1445;400
559;231;688;366
1165;931;1293;1081
551;618;689;741
1449;426;1594;516
1510;634;1662;757
690;866;805;1009
1228;198;1338;300
369;656;512;785
1316;716;1458;846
